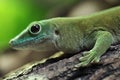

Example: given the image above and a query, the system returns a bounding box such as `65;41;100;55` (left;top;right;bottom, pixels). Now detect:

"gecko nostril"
9;39;14;46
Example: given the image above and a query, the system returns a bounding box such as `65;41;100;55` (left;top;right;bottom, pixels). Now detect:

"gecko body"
9;6;120;66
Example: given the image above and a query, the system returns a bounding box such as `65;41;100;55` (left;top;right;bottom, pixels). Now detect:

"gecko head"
9;20;59;52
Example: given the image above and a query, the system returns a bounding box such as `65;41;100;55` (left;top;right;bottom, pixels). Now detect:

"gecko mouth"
9;35;50;50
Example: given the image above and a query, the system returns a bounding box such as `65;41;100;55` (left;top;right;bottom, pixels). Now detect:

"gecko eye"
29;24;41;35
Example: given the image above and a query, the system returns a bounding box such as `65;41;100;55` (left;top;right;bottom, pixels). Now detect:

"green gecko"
9;6;120;67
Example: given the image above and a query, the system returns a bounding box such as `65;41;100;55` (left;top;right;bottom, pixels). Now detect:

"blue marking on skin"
11;34;48;48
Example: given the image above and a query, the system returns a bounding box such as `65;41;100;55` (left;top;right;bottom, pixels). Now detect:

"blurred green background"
0;0;120;77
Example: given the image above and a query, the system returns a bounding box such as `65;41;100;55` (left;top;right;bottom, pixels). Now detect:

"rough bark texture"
1;44;120;80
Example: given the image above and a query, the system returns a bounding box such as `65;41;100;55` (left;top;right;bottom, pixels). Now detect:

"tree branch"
1;44;120;80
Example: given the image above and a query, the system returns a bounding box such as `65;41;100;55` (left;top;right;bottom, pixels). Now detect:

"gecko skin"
9;6;120;66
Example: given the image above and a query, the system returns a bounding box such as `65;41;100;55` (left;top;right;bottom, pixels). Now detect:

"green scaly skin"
9;6;120;67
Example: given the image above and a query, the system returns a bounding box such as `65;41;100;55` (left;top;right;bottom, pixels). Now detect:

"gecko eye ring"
29;24;41;35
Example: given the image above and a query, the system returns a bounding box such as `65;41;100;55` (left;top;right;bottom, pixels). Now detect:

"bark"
1;44;120;80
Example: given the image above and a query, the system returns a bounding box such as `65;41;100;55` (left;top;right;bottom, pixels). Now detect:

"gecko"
9;6;120;67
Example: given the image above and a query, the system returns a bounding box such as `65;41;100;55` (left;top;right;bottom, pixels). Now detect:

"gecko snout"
9;39;15;47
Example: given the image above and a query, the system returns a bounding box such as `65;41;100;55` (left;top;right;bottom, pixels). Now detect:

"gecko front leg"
76;31;113;67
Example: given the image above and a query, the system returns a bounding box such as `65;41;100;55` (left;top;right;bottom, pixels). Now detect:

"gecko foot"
75;51;100;67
